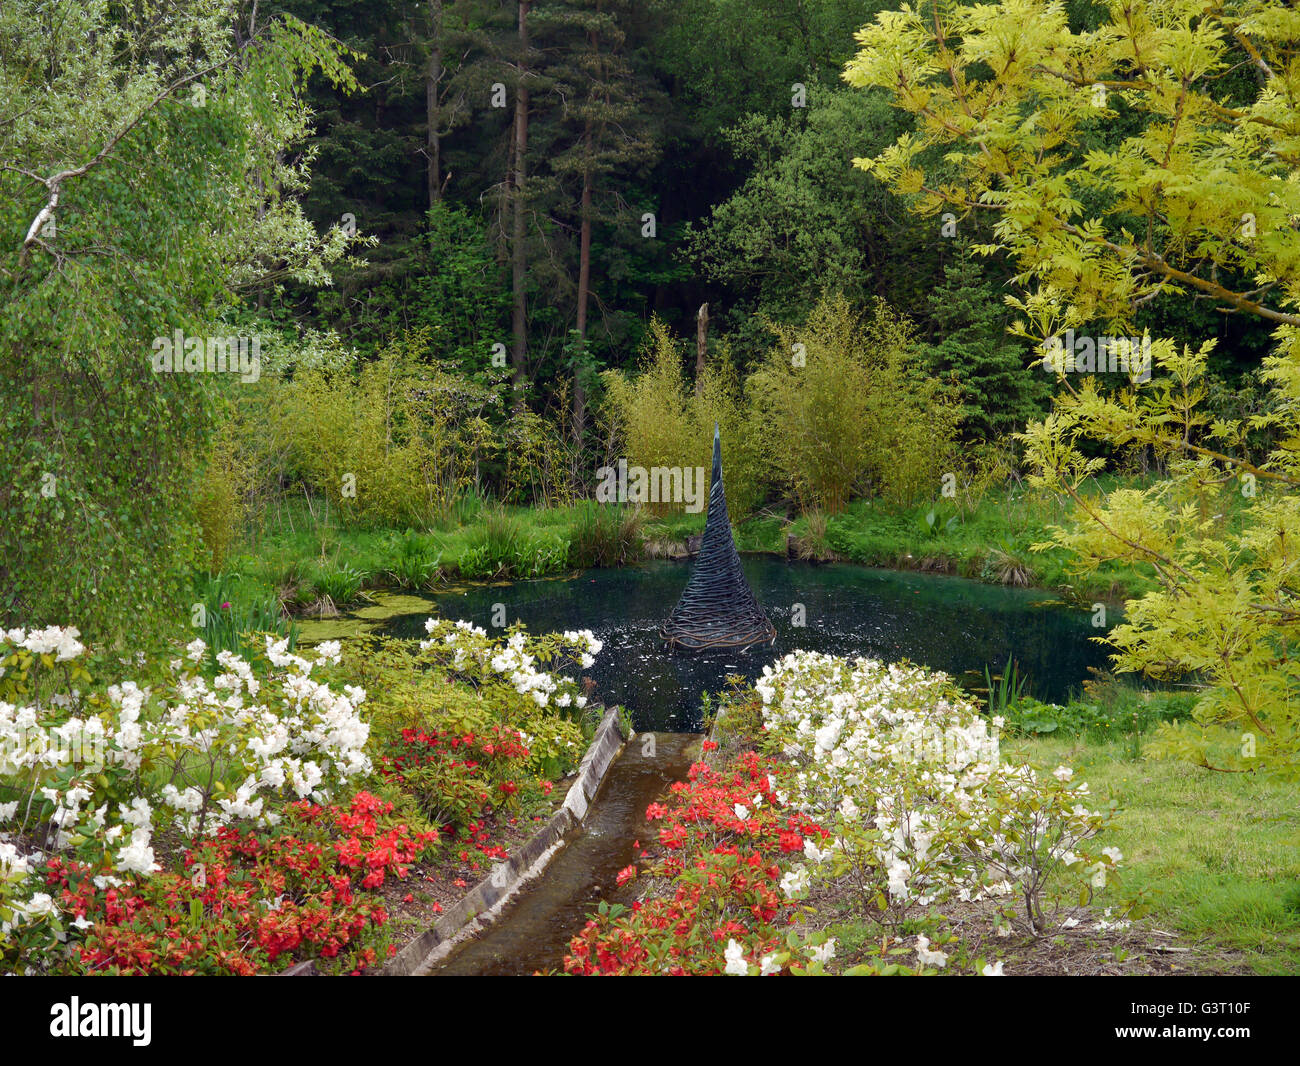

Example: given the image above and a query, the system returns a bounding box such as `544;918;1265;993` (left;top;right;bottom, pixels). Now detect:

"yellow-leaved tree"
846;0;1300;774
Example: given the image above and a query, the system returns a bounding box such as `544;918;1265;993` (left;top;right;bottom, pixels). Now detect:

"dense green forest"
275;0;1273;377
4;0;1299;770
241;0;1262;460
4;0;1300;983
1;0;1284;632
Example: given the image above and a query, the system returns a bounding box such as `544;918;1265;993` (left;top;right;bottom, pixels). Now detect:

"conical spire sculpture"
661;426;776;651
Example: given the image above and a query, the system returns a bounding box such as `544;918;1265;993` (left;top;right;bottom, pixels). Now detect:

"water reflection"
378;559;1113;732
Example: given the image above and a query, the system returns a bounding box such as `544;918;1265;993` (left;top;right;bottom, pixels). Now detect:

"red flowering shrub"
378;725;535;831
564;753;827;975
43;791;437;975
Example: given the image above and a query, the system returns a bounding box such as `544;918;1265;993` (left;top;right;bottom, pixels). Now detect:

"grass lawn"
1008;734;1300;975
801;477;1157;603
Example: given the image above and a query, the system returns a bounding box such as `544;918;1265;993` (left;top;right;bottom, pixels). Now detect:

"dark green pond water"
380;559;1113;732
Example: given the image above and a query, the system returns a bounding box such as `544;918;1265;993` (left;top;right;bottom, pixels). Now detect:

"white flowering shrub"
756;651;1121;933
413;619;602;771
0;626;371;941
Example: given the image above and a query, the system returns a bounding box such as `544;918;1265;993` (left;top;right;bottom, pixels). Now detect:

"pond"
376;559;1114;732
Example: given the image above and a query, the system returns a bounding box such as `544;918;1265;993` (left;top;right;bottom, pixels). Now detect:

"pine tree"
538;0;662;450
921;251;1050;441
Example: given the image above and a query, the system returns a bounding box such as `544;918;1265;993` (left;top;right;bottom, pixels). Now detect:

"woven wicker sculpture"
661;426;776;651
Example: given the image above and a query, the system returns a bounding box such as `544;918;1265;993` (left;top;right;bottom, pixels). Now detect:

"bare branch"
15;56;235;269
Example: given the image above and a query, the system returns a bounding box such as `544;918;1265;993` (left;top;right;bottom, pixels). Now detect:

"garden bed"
0;620;613;977
379;708;627;976
563;653;1157;976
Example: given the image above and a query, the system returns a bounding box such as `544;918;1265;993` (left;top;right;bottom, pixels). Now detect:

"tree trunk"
510;0;531;409
573;133;593;450
695;302;708;395
426;0;444;208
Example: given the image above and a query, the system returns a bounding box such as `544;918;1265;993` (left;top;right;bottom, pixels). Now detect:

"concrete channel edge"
282;707;629;977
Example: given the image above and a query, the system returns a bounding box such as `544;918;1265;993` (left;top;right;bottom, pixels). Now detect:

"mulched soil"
806;879;1249;976
374;773;576;964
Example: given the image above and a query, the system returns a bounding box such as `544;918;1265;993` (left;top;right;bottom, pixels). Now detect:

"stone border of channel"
282;706;628;977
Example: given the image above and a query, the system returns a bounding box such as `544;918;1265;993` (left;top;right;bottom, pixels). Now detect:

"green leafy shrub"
919;505;959;540
600;320;762;516
279;333;489;528
310;562;368;608
193;425;254;576
748;293;959;513
455;509;568;579
343;622;603;790
998;689;1197;744
384;532;443;590
505;406;579;508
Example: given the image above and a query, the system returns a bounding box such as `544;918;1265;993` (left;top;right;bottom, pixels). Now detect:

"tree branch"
14;58;234;270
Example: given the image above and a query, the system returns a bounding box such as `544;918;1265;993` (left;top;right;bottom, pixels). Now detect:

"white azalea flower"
807;938;836;965
915;935;949;968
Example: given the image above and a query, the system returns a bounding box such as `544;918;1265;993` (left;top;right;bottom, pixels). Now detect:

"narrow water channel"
429;732;700;976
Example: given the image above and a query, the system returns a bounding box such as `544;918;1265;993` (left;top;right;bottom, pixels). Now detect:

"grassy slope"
214;477;1166;617
1010;735;1300;975
811;480;1154;603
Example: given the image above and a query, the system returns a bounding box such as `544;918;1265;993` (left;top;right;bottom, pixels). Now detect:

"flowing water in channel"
430;732;699;976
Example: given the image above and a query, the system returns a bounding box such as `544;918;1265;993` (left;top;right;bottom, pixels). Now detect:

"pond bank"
214;485;1155;634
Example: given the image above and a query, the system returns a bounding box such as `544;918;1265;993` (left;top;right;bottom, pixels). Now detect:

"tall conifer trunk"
425;0;443;207
510;0;531;409
573;120;593;452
